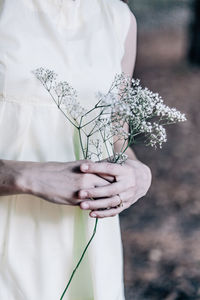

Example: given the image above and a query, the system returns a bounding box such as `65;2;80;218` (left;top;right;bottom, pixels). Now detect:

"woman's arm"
0;159;110;205
79;12;152;218
0;159;25;196
115;11;137;160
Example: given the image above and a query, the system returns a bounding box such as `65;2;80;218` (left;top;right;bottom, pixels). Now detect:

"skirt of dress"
0;101;126;300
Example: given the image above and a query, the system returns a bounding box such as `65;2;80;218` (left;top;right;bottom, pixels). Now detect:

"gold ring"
117;194;123;208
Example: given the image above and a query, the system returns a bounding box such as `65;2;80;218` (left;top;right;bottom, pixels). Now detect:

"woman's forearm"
114;140;137;160
124;146;138;160
0;159;27;196
0;159;111;206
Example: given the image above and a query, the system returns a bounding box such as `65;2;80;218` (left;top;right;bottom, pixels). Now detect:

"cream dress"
0;0;131;299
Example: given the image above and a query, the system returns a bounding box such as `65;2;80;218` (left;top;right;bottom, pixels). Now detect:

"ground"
120;7;200;300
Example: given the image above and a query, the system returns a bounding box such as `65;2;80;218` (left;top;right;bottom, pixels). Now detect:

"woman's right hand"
15;160;110;206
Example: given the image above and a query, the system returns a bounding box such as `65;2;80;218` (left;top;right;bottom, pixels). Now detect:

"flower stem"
60;217;99;300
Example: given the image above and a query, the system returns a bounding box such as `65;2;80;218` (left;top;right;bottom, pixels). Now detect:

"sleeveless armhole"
109;0;132;61
121;10;137;77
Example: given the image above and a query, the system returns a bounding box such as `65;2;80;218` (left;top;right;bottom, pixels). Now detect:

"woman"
0;0;151;299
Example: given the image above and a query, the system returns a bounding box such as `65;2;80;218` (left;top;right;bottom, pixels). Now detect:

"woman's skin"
78;12;152;218
0;159;110;204
0;12;152;218
79;148;151;218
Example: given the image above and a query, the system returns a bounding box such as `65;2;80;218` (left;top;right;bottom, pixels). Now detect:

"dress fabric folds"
0;0;131;299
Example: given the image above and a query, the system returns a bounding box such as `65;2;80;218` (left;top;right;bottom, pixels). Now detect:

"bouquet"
33;68;186;299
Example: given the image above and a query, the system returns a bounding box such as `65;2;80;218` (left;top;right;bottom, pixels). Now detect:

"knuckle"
79;176;86;189
110;197;118;207
79;174;92;189
105;163;114;172
126;165;133;173
117;195;122;204
109;187;115;196
81;160;94;171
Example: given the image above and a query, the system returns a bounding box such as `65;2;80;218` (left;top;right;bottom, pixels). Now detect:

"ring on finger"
116;194;123;208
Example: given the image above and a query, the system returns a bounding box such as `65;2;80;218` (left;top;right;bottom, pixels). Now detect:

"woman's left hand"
79;159;152;218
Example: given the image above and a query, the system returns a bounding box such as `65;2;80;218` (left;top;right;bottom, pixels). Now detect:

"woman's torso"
0;1;131;299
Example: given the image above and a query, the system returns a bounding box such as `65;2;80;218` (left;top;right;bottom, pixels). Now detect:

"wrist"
0;160;29;195
128;158;152;193
135;160;152;193
14;161;38;195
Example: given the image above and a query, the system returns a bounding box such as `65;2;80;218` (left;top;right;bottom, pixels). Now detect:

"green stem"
60;217;99;300
78;128;86;159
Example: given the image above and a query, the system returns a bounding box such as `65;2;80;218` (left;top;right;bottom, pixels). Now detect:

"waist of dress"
0;93;57;107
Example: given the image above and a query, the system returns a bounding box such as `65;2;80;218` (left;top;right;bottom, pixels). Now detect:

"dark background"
120;1;200;299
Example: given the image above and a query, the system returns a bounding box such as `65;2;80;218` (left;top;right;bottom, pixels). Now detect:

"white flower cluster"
97;91;132;123
33;68;186;160
96;72;186;149
110;123;130;140
61;95;86;121
86;139;103;161
146;123;167;148
33;68;86;122
33;67;57;90
155;102;187;123
54;81;77;101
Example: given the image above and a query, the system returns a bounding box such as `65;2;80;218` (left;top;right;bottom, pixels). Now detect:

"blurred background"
120;0;200;299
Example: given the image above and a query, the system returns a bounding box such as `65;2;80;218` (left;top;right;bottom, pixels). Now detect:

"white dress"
0;0;131;299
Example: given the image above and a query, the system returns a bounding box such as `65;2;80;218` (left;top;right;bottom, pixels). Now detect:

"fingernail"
80;191;88;198
91;213;97;217
81;203;89;209
81;164;89;171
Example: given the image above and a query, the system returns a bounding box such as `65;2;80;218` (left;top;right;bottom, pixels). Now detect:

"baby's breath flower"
54;81;77;101
33;67;186;158
97;91;118;106
140;121;153;134
32;67;57;90
155;103;187;123
110;123;130;140
147;123;167;148
62;97;86;121
97;72;186;150
87;139;103;161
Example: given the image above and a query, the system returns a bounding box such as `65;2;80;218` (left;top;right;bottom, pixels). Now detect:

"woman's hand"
15;160;110;206
79;159;152;218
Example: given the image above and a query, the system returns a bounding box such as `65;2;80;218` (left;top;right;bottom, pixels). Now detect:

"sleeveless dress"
0;0;131;299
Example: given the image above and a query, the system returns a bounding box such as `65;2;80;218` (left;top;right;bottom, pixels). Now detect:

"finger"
94;173;115;185
80;161;126;176
83;187;136;210
96;174;115;183
119;187;137;203
93;175;112;187
79;181;129;199
80;195;121;210
90;202;129;218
